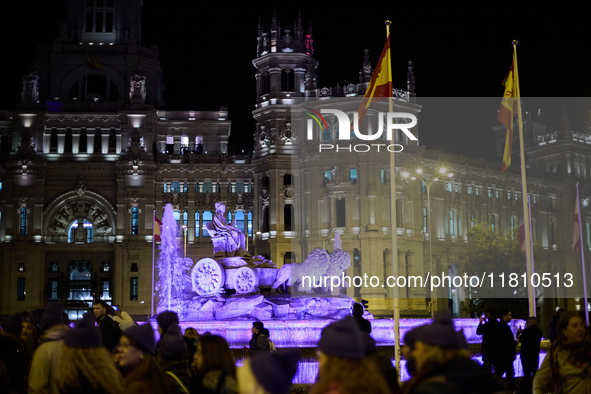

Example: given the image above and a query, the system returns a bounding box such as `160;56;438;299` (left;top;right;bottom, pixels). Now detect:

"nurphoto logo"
304;107;417;153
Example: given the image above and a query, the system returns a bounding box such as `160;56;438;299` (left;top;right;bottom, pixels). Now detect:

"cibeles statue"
206;202;247;257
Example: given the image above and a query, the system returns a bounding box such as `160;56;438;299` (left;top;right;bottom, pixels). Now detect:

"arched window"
194;211;200;238
68;220;94;244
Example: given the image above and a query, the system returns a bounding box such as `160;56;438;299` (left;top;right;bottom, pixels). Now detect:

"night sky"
2;2;589;159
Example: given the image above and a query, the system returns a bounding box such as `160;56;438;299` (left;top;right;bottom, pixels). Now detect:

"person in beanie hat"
317;316;364;359
157;310;179;336
29;302;70;394
55;313;124;394
398;309;504;394
237;349;300;394
311;316;390;394
190;334;237;394
401;325;427;378
118;323;171;393
1;313;30;393
157;323;191;394
1;312;23;337
362;332;400;394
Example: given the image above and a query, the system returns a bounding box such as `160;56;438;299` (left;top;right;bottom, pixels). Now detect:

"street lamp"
403;167;453;318
181;225;187;258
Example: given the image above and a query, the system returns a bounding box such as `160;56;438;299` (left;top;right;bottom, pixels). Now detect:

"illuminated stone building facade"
1;4;589;328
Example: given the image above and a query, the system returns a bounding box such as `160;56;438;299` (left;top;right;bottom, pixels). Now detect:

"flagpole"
513;40;535;318
576;183;589;325
527;195;536;314
151;209;156;318
385;19;401;385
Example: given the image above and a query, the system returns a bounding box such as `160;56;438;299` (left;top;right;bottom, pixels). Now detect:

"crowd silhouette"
2;302;590;393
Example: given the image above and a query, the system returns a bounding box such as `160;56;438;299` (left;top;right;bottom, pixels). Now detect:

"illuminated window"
202;211;213;237
20;207;28;235
131;207;139;235
350;169;357;184
195;212;200;237
68;220;94;243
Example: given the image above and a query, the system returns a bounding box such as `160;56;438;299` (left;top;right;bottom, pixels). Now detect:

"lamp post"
181;225;187;259
403;167;453;318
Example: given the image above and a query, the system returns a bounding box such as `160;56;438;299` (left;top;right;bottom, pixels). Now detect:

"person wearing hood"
28;302;70;394
55;312;124;394
398;309;504;394
310;316;390;394
157;323;191;394
1;312;30;393
237;349;300;394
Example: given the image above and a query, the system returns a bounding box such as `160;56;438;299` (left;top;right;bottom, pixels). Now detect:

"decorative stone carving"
280;122;295;144
191;258;225;296
129;72;146;103
232;266;259;294
21;72;39;105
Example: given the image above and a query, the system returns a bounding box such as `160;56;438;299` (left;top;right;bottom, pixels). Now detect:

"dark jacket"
0;335;31;393
96;314;120;352
163;360;191;394
190;370;237;394
476;318;498;363
519;324;543;361
354;315;372;334
249;332;270;355
406;358;505;394
495;319;516;362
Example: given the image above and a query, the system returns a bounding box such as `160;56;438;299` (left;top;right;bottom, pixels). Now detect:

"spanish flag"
87;55;104;70
154;216;162;243
498;54;519;172
355;36;393;128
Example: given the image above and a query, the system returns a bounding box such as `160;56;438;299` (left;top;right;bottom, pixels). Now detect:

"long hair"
124;352;171;393
398;344;470;394
310;355;390;394
196;335;236;378
548;311;590;392
56;346;124;394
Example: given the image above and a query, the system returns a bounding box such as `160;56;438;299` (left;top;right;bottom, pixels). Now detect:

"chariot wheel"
191;258;225;295
232;266;259;294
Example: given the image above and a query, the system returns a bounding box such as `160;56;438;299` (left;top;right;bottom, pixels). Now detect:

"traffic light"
361;299;369;311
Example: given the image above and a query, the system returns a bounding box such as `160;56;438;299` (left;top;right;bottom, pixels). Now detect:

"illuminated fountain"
154;204;539;383
156;202;361;321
